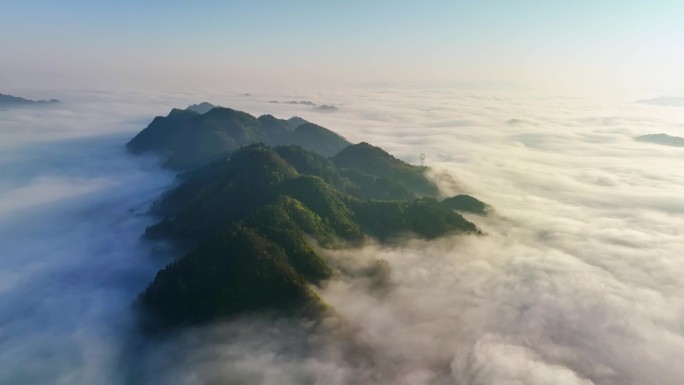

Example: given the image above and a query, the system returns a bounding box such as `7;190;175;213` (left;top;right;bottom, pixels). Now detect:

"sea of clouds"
0;92;180;384
1;86;683;384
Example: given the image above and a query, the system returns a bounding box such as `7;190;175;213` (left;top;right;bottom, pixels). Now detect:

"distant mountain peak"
286;116;310;128
186;102;217;114
635;133;684;147
314;104;338;113
0;92;60;107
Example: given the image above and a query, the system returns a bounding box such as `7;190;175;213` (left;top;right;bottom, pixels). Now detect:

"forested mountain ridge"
126;106;349;169
130;107;487;331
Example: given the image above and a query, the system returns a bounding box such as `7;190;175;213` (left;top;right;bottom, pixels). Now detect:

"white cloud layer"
1;87;684;384
0;98;177;384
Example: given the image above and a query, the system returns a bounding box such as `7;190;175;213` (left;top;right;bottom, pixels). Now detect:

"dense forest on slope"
126;105;349;169
442;194;489;214
130;106;487;331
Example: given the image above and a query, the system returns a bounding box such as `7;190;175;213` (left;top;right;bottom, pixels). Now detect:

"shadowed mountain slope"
131;109;485;331
127;107;350;169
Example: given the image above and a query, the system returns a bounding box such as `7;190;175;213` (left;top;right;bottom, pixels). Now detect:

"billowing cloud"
1;86;683;384
148;87;684;385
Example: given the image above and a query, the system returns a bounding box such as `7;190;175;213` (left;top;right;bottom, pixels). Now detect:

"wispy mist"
1;87;683;384
0;99;176;385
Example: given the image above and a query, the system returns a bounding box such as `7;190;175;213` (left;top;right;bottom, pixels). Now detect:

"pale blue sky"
1;1;683;95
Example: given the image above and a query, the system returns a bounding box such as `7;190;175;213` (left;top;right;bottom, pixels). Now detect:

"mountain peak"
128;106;350;168
0;92;60;107
186;102;217;114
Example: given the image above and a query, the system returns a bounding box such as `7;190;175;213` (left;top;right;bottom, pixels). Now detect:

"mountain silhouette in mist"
635;133;684;147
130;106;485;331
314;104;338;113
0;93;60;107
186;102;217;114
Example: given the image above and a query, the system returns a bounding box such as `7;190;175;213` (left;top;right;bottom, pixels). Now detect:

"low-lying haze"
0;97;177;384
1;87;683;384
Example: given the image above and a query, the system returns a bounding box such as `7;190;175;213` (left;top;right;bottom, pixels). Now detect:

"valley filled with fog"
1;87;683;385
